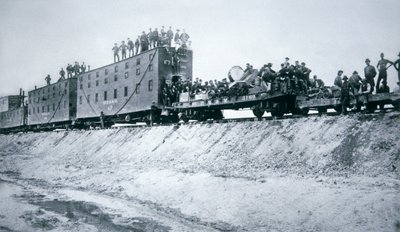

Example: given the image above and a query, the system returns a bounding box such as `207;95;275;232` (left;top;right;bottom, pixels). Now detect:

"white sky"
0;0;399;96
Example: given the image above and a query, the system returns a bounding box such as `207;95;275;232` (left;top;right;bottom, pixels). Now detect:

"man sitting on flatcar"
359;79;372;94
377;80;390;110
349;71;362;94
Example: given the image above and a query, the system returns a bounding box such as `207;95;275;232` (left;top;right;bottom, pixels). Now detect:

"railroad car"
75;47;192;126
0;93;27;133
27;77;77;129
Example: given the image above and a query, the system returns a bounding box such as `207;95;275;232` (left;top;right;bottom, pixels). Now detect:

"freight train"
1;45;400;134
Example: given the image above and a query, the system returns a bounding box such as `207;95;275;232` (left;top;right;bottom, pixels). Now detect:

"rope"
47;93;65;124
80;81;98;116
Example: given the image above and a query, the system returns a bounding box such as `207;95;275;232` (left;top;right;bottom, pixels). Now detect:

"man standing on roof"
66;64;73;78
364;58;377;93
59;68;65;80
120;41;128;59
376;52;393;90
153;28;159;47
81;62;86;73
140;32;149;52
147;28;154;49
180;29;190;46
174;29;180;45
127;38;134;57
135;36;140;55
167;26;174;47
112;43;120;62
394;52;400;88
73;62;80;76
45;74;51;85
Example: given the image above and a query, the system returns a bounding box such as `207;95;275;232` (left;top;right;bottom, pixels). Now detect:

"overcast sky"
0;0;399;96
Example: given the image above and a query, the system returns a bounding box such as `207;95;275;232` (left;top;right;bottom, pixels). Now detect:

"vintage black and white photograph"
0;0;399;231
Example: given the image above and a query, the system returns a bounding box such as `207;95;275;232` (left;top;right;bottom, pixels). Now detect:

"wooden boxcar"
27;78;77;127
0;95;22;113
0;105;26;132
76;47;193;123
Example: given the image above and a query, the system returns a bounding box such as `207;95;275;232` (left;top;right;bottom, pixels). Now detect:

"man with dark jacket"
147;28;154;49
340;76;352;115
59;68;66;80
153;28;159;47
140;32;149;52
364;58;377;93
127;38;134;57
135;36;140;55
167;26;174;47
334;70;343;88
349;71;362;94
120;41;128;59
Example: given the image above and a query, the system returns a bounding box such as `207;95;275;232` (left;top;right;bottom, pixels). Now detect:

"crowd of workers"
112;26;191;62
44;61;89;85
162;52;400;114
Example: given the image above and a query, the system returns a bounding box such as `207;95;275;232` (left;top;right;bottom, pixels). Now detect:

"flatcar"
173;66;400;120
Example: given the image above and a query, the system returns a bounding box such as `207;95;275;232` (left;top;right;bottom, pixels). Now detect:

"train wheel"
334;105;342;114
318;108;327;115
366;103;377;113
392;100;400;111
252;106;264;119
301;108;309;116
211;110;224;120
179;113;189;123
271;102;286;117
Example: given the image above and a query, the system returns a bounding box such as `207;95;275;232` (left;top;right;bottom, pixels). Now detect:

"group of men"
44;61;88;85
112;26;191;62
335;52;400;114
334;52;400;95
162;52;400;114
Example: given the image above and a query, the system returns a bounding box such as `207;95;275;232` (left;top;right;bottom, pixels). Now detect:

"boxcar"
27;77;77;128
0;95;22;113
76;47;193;124
0;105;26;133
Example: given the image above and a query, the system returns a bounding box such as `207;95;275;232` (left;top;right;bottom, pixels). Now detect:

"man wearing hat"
340;75;351;115
140;31;149;52
119;40;128;59
394;52;400;88
349;70;362;94
284;57;290;68
127;38;134;57
112;43;120;62
167;26;174;47
334;70;343;88
359;79;372;94
376;52;393;90
174;29;180;45
364;58;377;93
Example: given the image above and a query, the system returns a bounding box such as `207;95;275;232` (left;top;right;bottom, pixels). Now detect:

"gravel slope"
1;112;399;231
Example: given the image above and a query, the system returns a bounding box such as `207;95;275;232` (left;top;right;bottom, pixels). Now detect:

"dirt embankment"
1;112;400;231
